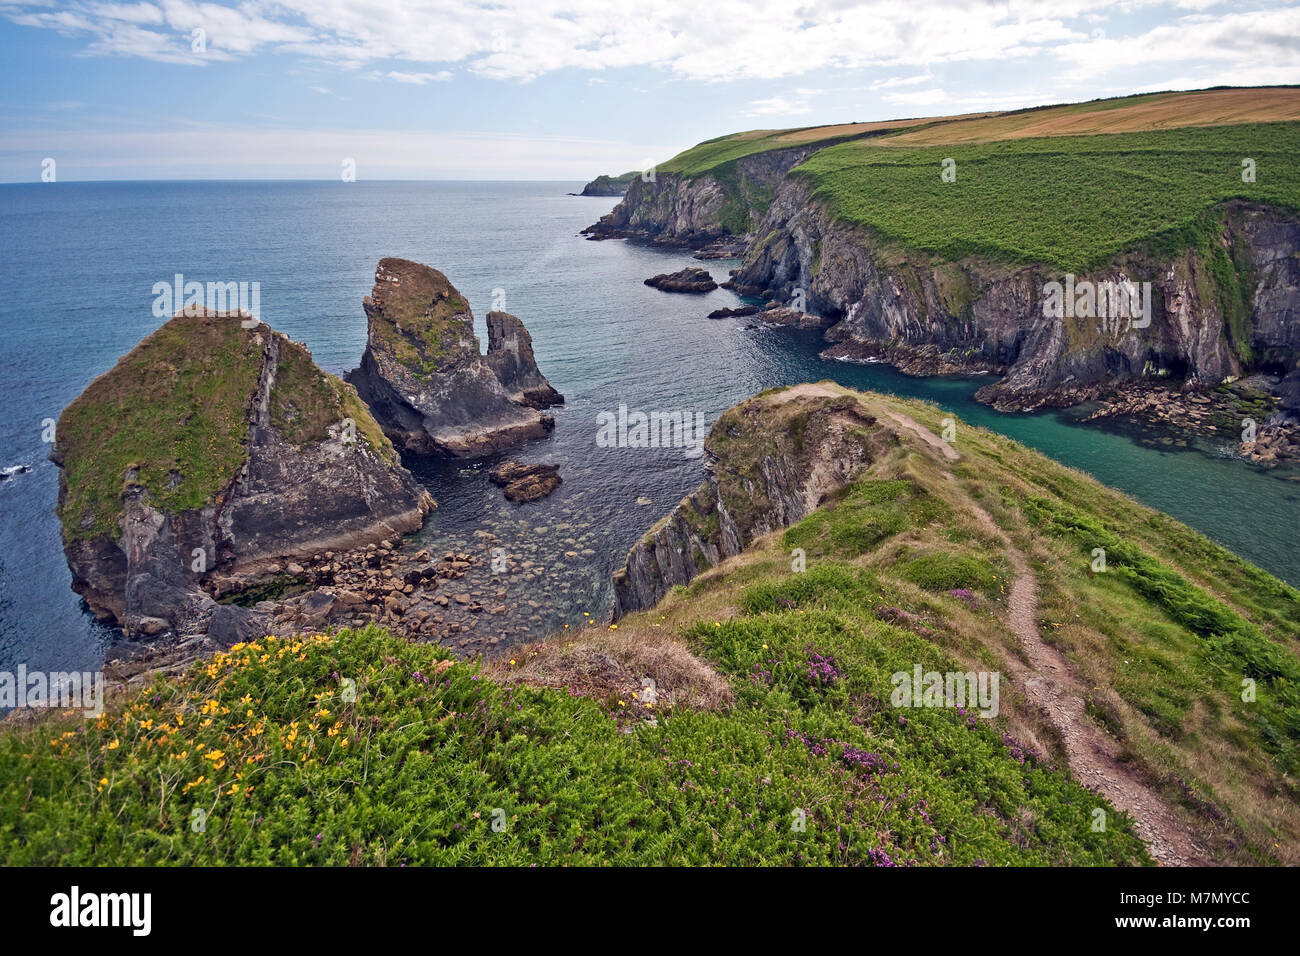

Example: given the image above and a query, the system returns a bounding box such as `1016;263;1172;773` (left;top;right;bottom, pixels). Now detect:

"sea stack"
346;258;563;457
52;308;434;642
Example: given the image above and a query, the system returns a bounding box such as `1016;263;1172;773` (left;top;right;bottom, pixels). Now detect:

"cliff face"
578;172;637;197
732;181;1300;411
54;310;433;642
485;310;564;409
346;258;561;457
612;386;891;615
582;145;824;246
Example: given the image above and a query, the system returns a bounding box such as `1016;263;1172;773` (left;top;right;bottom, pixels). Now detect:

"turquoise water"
1;181;1296;673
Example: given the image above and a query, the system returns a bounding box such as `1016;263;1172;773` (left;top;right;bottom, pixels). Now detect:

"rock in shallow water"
489;461;563;503
644;267;717;294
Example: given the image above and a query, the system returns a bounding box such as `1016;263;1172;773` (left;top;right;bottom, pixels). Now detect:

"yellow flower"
340;738;350;747
106;739;120;750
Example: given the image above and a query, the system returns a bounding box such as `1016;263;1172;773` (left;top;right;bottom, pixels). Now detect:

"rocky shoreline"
587;162;1300;463
56;257;577;679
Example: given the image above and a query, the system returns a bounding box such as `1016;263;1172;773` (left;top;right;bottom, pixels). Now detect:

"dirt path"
965;501;1207;866
876;407;1206;864
876;408;961;462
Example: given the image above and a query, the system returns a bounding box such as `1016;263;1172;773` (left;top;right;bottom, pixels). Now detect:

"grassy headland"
13;384;1299;865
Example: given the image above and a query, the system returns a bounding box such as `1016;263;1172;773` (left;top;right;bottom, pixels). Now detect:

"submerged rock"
489;461;562;503
707;305;760;319
52;308;434;643
644;267;718;294
346;258;560;457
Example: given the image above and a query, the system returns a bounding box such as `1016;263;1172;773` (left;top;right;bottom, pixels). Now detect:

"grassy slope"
0;628;1146;866
633;387;1300;864
14;385;1299;864
795;121;1300;272
656;121;920;178
648;87;1300;270
57;313;395;542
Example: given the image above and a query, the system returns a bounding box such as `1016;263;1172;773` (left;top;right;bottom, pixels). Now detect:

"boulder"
488;461;563;503
707;305;761;319
644;267;718;293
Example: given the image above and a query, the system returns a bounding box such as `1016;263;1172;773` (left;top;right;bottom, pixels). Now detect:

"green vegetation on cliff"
367;259;475;380
794;121;1300;272
625;385;1300;864
0;620;1145;865
56;312;396;543
657;121;916;178
20;383;1300;865
56;313;263;542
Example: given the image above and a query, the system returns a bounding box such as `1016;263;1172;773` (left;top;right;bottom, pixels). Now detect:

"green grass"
898;552;1000;596
782;478;946;557
0;621;1148;866
656;128;873;178
794;122;1300;272
638;388;1300;863
57;314;398;543
1023;493;1300;771
56;314;263;541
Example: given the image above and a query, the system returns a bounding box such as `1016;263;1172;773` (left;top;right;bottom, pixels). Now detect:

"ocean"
2;180;1297;675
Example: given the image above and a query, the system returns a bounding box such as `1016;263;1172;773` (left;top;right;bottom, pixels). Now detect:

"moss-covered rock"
345;258;560;457
53;309;433;641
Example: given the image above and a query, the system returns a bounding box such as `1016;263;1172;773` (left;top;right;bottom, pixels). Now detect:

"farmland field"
794;120;1300;272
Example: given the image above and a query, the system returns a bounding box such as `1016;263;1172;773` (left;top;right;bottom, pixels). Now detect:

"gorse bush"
0;617;1148;866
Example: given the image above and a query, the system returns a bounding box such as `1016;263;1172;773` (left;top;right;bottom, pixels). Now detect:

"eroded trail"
966;500;1207;866
877;405;1206;865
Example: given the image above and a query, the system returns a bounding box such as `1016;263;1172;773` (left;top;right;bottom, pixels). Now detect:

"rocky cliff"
577;172;638;197
346;258;561;457
582;144;826;246
485;310;564;409
731;180;1300;413
53;309;434;644
612;385;892;615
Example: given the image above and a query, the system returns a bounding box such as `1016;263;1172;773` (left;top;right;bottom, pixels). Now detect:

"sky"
1;0;1298;182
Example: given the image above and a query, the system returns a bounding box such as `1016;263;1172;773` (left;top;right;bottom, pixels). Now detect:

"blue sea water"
1;180;1297;675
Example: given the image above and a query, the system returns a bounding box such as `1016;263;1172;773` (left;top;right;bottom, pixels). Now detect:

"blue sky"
1;0;1298;182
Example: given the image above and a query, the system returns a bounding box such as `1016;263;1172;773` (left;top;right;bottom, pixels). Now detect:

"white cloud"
872;72;935;90
3;0;1296;85
881;87;950;107
373;70;452;84
742;88;824;116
